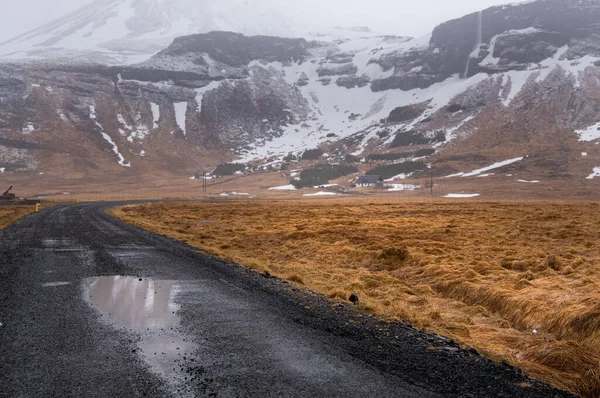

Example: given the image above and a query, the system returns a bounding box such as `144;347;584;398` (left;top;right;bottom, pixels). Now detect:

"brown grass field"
0;206;33;229
112;198;600;397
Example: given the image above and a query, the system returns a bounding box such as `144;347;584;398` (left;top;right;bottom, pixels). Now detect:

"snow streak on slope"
150;102;160;129
90;105;130;167
174;102;188;136
445;157;524;178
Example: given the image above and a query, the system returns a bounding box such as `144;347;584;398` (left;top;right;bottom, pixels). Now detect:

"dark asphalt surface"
0;203;574;398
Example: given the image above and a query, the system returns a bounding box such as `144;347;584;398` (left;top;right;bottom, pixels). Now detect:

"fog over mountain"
0;0;513;40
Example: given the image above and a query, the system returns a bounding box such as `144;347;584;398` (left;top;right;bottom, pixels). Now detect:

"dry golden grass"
113;198;600;397
0;206;33;229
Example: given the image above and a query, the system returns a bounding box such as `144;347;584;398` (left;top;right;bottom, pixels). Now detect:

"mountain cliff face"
0;0;600;191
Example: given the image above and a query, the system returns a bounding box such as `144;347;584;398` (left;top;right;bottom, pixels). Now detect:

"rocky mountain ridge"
0;0;600;192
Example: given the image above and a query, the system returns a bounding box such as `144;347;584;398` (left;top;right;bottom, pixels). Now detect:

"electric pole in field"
430;172;434;197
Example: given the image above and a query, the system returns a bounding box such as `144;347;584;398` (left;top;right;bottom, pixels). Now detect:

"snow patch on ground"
385;173;413;181
445;157;524;178
314;184;338;188
269;184;297;191
587;167;600;179
444;193;480;198
517;179;540;183
57;110;68;121
22;123;35;133
386;184;420;191
117;113;133;131
220;192;250;197
576;123;600;142
303;191;337;197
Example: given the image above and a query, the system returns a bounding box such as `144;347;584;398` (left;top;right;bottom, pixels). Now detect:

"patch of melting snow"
84;276;195;392
150;102;160;129
577;123;600;142
268;184;297;190
22;123;35;133
386;184;420;191
313;184;337;188
587;167;600;180
303;191;337;197
42;281;71;287
174;102;188;136
220;192;250;196
57;110;68;121
444;193;480;198
517;179;540;183
444;157;524;178
582;152;588;157
101;133;131;167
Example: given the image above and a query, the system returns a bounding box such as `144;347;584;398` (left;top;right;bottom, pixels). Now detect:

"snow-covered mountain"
0;0;301;64
1;0;600;194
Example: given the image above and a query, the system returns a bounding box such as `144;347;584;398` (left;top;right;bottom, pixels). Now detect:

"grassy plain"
113;199;600;397
0;206;33;229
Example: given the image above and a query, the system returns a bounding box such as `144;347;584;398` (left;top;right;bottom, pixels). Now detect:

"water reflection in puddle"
84;276;195;394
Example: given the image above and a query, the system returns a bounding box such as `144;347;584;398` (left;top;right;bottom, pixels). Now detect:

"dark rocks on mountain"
157;31;309;67
371;74;438;92
445;104;464;113
336;74;370;89
493;31;569;65
389;130;446;148
387;102;429;123
369;0;600;89
318;77;332;86
0;138;43;150
119;67;217;83
296;72;310;87
327;53;355;64
316;63;358;77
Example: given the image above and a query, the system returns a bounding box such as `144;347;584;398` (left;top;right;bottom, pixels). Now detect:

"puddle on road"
84;276;196;394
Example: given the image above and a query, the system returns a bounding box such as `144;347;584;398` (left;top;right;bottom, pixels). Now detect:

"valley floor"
113;198;600;397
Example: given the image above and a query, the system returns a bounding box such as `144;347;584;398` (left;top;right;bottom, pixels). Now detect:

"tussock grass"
0;206;32;229
113;199;600;397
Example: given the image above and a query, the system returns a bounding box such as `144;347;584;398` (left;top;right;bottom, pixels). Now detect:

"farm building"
356;175;383;188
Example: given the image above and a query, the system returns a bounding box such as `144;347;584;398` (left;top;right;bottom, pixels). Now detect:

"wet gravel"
0;203;575;397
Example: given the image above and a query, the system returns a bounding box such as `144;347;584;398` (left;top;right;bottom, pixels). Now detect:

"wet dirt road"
0;203;572;397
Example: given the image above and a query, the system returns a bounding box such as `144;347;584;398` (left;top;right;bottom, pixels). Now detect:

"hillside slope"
0;0;599;197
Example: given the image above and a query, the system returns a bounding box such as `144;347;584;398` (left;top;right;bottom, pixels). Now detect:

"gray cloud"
0;0;513;41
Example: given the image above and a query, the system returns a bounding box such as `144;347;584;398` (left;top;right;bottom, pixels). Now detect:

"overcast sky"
0;0;512;40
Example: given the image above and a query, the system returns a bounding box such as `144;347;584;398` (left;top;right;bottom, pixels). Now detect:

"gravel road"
0;203;573;397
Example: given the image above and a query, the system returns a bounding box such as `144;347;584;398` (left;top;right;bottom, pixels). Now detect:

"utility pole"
430;172;434;197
